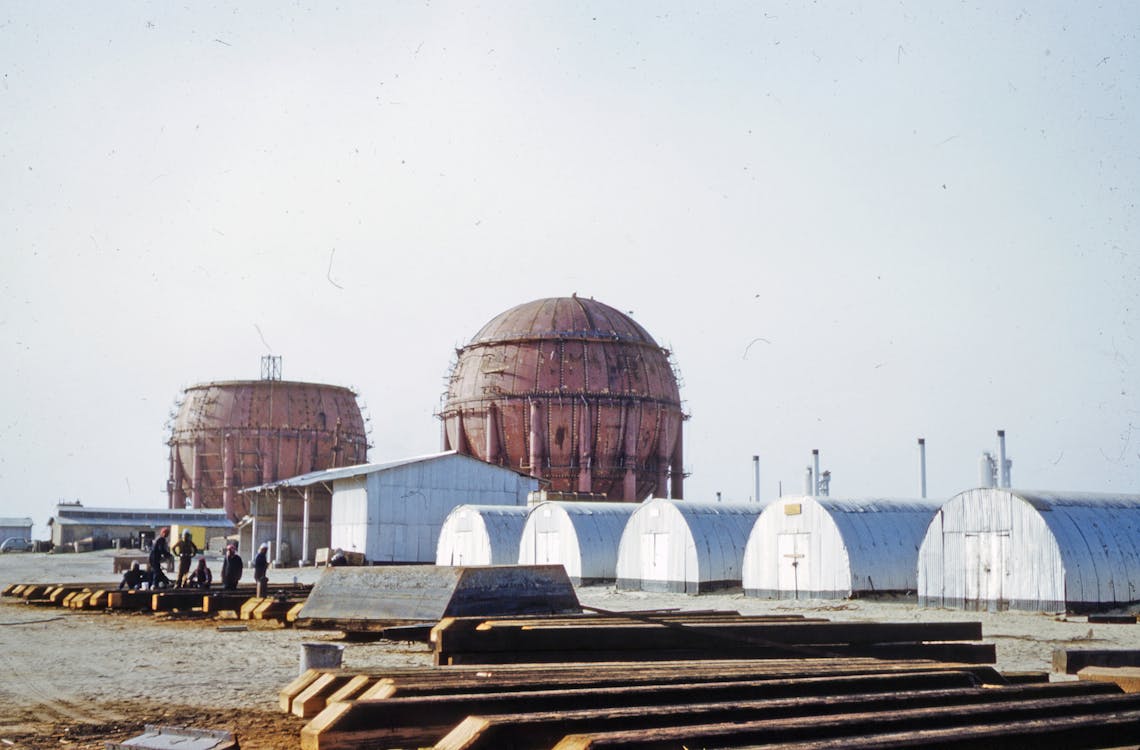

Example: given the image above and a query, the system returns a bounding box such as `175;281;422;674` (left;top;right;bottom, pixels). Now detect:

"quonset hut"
742;496;940;600
439;295;685;502
436;504;531;566
517;501;638;585
917;488;1140;612
615;499;762;594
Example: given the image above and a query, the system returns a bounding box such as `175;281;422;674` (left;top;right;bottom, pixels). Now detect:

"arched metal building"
167;375;368;522
917;489;1140;612
436;504;530;566
439;295;685;502
517;501;638;584
615;499;762;594
743;496;940;600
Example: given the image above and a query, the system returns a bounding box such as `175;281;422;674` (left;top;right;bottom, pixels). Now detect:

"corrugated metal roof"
53;507;234;528
0;517;34;526
240;451;534;493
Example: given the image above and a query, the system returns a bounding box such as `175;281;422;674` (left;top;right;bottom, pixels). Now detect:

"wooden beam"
1078;666;1140;693
1053;648;1140;674
438;682;1122;750
548;692;1140;749
300;670;984;750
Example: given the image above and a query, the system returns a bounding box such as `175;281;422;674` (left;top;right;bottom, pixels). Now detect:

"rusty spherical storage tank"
440;295;685;502
166;377;367;521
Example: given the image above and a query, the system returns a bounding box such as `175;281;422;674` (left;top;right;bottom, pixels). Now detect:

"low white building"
615;498;762;594
327;451;538;563
743;496;940;599
517;501;638;584
918;488;1140;612
242;451;537;565
436;504;530;566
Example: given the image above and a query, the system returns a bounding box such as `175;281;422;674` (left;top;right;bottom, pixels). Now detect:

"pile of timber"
430;612;997;665
0;581;309;623
286;657;1140;749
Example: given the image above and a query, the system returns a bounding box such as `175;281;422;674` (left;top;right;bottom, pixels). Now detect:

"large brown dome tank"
440;295;685;501
166;360;368;521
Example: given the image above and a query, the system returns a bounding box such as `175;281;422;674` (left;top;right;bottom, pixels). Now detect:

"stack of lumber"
289;658;1140;749
430;612;996;665
1;581;309;623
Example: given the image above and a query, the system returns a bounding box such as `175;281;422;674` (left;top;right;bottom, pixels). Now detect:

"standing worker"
221;544;243;590
172;530;199;587
254;542;269;584
148;527;173;589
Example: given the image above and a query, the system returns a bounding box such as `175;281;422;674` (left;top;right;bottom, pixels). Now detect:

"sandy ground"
3;550;1140;748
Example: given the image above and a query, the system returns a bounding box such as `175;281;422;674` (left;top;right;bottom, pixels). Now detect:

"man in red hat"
148;527;173;589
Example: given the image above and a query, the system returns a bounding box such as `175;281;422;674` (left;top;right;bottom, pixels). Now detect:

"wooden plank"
1053;648;1140;674
293;673;356;718
673;710;1140;749
435;620;983;655
280;670;326;712
286;601;307;623
240;597;267;620
300;670;984;750
1078;666;1140;693
437;682;1121;750
203;593;252;614
325;675;375;705
439;642;996;666
548;692;1140;749
151;591;207;611
377;660;1005;696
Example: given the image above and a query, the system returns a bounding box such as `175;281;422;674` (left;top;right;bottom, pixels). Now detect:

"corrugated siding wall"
332;454;537;564
918;489;1140;612
831;499;940;594
435;504;529;566
616;499;761;594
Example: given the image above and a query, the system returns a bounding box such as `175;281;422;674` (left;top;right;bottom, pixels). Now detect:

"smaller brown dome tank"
166;364;367;522
439;295;685;501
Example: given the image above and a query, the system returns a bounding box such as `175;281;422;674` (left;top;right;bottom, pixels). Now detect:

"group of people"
120;528;269;592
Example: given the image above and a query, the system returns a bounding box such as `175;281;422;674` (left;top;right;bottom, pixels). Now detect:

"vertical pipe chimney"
804;466;814;496
752;455;760;504
918;437;927;499
812;449;821;496
997;430;1008;488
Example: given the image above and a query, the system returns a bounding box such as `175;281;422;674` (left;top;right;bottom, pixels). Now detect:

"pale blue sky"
2;1;1137;532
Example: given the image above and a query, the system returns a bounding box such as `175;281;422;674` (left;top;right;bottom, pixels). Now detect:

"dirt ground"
4;549;1140;748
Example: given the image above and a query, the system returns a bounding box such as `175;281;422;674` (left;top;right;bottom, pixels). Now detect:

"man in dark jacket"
221;544;243;590
119;561;147;590
148;527;173;589
253;542;269;583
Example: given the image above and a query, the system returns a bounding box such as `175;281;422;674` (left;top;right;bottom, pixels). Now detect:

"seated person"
119;561;147;590
187;557;213;589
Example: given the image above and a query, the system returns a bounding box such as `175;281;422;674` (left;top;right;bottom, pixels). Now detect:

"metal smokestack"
753;455;760;504
812;449;821;496
804;466;813;495
997;430;1009;488
918;437;927;499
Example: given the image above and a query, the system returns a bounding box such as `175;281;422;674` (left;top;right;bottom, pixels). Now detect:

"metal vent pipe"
753;455;760;504
997;430;1009;488
812;449;821;496
918;437;927;499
